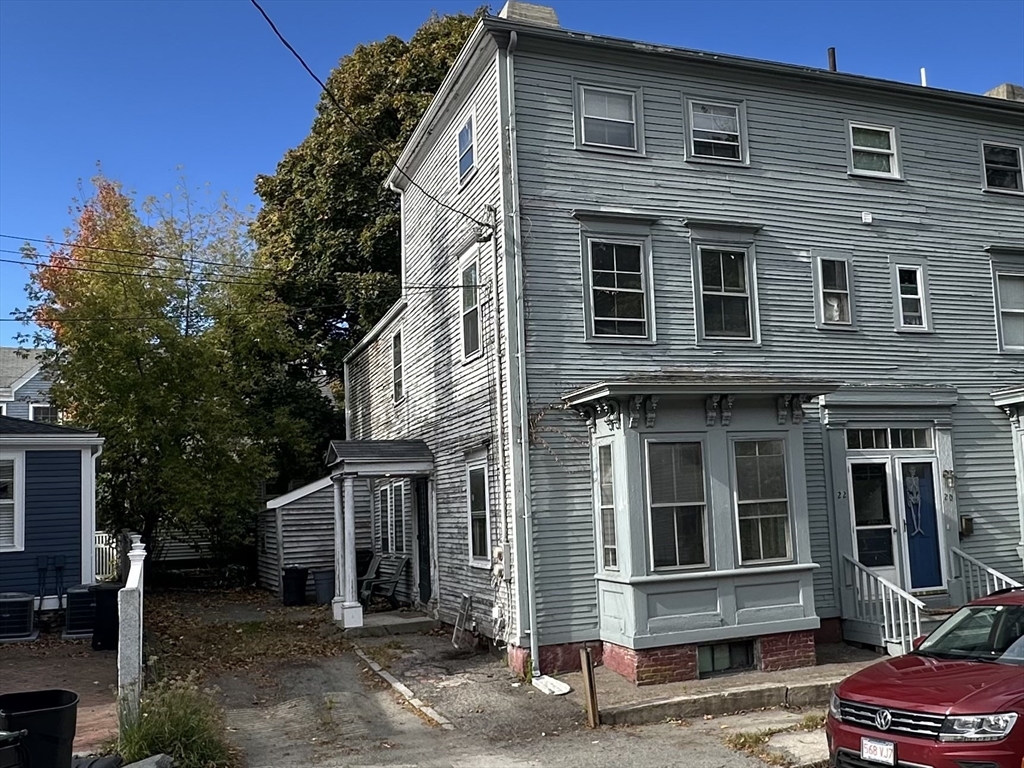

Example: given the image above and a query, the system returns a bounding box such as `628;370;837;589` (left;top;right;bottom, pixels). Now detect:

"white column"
331;476;345;621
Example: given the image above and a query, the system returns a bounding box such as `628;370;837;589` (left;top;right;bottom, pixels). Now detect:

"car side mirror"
911;635;927;650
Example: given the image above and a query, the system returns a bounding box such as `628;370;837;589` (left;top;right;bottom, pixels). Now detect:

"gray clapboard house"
0;348;57;423
333;1;1024;684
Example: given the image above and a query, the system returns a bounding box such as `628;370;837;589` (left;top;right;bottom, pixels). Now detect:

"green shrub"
116;674;236;768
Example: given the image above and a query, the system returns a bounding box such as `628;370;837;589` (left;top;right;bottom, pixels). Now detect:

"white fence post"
117;535;147;735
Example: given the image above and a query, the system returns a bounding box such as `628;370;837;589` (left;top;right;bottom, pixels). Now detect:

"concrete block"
766;730;829;768
786;681;835;709
601;683;788;726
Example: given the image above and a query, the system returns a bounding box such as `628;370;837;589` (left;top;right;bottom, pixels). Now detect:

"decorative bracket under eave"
775;394;812;425
1003;404;1021;428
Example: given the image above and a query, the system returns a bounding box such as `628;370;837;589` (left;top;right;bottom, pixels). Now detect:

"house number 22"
836;490;847;499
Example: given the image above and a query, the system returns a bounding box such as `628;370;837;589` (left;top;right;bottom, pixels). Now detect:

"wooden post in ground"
579;646;600;728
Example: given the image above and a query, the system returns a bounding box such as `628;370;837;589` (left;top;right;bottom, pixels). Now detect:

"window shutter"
0;459;14;547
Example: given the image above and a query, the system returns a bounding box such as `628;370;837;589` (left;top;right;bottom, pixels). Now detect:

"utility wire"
247;0;490;231
0;234;273;274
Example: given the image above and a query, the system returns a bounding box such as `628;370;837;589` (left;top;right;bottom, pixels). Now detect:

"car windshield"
916;603;1024;665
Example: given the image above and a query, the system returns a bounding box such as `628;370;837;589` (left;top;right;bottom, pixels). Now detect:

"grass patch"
724;710;828;766
798;712;827;730
725;729;772;751
115;674;238;768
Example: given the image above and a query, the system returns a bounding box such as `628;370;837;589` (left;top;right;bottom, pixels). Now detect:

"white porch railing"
951;547;1022;602
843;555;924;655
95;531;118;581
118;535;147;734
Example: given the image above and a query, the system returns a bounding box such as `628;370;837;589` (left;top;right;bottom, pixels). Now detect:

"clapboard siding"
346;44;518;635
257;509;280;593
512;39;1024;641
803;403;838;616
0;450;82;594
4;369;51;420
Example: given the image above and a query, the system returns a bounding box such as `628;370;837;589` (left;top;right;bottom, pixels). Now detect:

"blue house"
0;348;55;423
0;415;104;609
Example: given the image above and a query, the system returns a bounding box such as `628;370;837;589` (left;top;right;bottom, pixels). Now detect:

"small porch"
326;439;435;631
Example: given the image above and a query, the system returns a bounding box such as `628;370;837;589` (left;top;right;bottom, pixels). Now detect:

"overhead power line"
247;0;490;231
0;234;273;274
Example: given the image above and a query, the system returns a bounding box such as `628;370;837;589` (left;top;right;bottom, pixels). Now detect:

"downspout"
505;30;544;683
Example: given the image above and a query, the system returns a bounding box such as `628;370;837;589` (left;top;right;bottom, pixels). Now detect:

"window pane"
615;245;641;274
392;333;402;367
823;292;851;323
735;443;787;501
701;250;723;291
913;429;932;448
469;467;486;512
649;443;704;505
821;259;847;291
739;518;761;561
599;446;614;506
463;309;480;356
692;106;738;134
0;460;14;501
584;89;633;121
852;127;892;151
458;118;473;154
703;296;751;338
694;141;742;160
999;275;1024;310
898;268;920;296
392;484;405;552
984;144;1020;168
462;262;478;310
856;528;894;568
379;489;390;554
760;516;789;560
901;297;923;325
987;168;1023;190
583;117;636;149
651;508;677;568
852;150;892;173
592;242;615;271
471;516;487;559
721;252;746;292
1002;313;1024;348
851;464;890;526
676;507;705;566
459;149;474;179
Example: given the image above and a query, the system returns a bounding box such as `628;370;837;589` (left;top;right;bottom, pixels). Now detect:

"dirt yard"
0;636;117;752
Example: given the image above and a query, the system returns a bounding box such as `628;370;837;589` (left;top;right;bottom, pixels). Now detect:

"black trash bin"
282;565;309;606
0;689;79;768
89;583;121;651
312;569;335;605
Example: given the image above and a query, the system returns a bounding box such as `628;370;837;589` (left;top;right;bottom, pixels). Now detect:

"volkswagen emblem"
875;709;893;731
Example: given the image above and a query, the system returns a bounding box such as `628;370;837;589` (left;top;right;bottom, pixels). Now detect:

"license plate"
860;737;895;766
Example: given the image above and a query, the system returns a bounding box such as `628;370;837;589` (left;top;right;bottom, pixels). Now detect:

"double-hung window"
378;487;391;554
457;114;475;183
577;84;640;152
687;100;744;162
894;265;929;330
391;482;405;553
698;247;755;340
0;453;24;551
392;331;404;402
460;255;481;359
734;439;791;563
648;441;708;569
30;403;59;424
813;253;854;328
596;444;617;570
995;271;1024;350
982;142;1023;193
589;240;649;338
849;123;899;178
467;461;489;564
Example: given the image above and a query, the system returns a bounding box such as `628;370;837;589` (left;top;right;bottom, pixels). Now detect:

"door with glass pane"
896;459;944;591
848;460;899;585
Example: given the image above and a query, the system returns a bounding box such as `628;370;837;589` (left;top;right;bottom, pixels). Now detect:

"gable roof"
266;475;334;509
327;439;434;465
0;414;99;438
0;347;43;391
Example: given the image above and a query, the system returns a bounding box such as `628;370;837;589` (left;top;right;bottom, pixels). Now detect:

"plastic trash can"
89;583;121;651
282;565;309;606
312;569;335;605
0;689;79;768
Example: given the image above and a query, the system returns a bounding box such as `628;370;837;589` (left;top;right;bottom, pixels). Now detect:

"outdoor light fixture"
943;469;956;489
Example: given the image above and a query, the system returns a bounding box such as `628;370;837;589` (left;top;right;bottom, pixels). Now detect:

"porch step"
341;611;438;637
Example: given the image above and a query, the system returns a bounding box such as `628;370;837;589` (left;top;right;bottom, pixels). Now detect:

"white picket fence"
95;531;118;581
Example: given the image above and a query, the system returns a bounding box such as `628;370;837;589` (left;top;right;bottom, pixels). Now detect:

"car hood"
838;653;1024;715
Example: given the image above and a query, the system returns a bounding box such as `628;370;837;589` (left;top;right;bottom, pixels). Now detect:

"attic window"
982;142;1023;193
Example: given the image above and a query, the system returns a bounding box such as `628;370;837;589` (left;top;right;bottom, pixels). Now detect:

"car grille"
834;748;933;768
839;699;945;740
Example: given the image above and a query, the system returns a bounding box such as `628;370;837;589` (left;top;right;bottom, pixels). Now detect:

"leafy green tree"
252;8;487;376
17;176;333;556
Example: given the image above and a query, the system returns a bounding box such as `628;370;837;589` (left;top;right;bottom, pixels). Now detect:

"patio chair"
359;555;410;609
356;554;383;595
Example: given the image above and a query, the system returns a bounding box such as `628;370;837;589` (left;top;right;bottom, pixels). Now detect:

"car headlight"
938;712;1018;742
828;690;842;722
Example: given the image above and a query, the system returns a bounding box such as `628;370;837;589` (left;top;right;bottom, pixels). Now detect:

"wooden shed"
259;476;373;600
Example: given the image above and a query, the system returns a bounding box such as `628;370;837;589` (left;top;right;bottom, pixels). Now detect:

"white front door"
848;459;900;585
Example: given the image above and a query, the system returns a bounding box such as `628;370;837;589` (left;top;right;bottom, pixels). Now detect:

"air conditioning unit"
64;584;95;638
0;593;36;641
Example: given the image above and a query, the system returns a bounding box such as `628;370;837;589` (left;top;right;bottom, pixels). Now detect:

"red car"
827;588;1024;768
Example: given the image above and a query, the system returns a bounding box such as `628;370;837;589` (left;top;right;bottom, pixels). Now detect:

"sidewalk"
560;643;880;725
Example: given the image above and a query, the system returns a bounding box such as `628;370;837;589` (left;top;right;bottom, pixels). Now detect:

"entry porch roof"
326;439;434;477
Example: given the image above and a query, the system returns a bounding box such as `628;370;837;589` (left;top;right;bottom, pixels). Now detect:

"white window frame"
594;440;618;571
994;269;1024;351
980;141;1023;195
378;486;391;554
459;249;482;361
456;110;476;186
645;436;711;572
390;481;405;554
0;402;7;416
0;451;26;552
812;251;856;330
391;330;404;403
573;81;644;155
584;236;653;341
731;436;793;566
466;459;490;567
684;97;748;165
694;243;760;344
891;262;932;332
29;403;59;423
848;121;901;179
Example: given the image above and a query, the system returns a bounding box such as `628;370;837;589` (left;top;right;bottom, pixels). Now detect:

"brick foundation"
757;630;817;672
507;641;604;678
814;617;843;645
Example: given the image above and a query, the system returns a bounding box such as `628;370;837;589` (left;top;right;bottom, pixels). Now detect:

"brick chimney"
497;1;560;27
984;83;1024;102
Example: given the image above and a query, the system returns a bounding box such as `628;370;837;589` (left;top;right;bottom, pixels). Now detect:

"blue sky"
1;0;1022;345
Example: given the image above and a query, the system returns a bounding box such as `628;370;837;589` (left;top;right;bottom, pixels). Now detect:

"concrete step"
341;611;438;637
